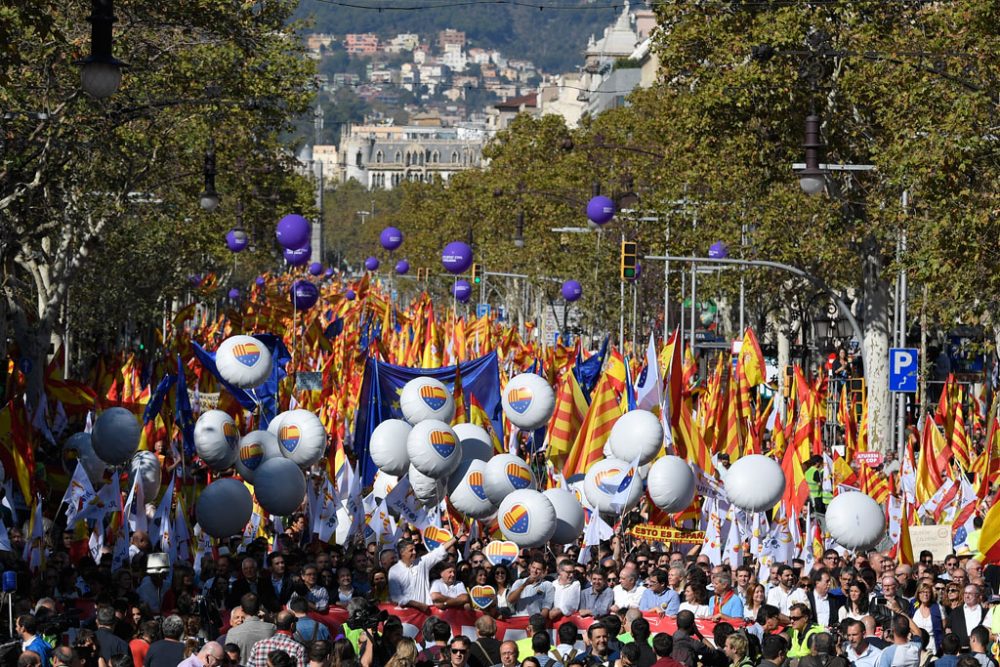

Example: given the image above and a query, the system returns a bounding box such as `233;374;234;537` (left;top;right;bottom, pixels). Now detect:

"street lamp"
200;139;220;212
77;0;126;99
513;210;525;248
798;114;827;195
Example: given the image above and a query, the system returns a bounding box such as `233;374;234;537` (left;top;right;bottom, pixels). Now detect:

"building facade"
334;122;486;190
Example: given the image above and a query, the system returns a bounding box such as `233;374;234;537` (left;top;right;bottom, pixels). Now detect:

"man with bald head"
178;642;225;667
247;611;306;667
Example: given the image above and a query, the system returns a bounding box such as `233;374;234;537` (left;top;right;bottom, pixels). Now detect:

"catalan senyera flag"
916;415;947;506
0;399;35;503
547;371;589;463
952;403;972;472
896;499;915;565
562;373;622;478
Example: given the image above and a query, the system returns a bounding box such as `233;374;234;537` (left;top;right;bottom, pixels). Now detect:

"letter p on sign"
889;348;918;393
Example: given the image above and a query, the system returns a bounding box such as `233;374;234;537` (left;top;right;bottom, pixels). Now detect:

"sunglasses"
789;616;805;621
452;649;468;655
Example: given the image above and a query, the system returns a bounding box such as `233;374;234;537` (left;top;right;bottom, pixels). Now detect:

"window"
375;151;383;163
395;151;402;163
355;151;362;167
451;151;459;163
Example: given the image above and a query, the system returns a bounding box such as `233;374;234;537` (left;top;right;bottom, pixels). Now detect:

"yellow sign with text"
629;524;705;544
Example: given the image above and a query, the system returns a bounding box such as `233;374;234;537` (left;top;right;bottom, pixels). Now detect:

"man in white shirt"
430;563;470;610
389;533;460;613
766;565;808;617
845;619;883;667
549;562;581;622
611;569;646;612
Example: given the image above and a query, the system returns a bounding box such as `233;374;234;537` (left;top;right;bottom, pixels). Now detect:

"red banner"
309;605;742;641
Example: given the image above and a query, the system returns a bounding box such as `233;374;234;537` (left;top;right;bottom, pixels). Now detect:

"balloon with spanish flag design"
497;489;556;547
400;377;455;424
407;419;462;479
235;430;280;483
448;459;496;519
501;372;555;431
274;409;327;468
194;410;240;471
483;453;536;505
215;334;273;389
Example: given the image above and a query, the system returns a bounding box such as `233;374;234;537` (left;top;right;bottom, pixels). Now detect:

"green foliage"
0;0;317;376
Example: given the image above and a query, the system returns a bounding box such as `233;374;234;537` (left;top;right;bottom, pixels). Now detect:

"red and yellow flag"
562;373;622;478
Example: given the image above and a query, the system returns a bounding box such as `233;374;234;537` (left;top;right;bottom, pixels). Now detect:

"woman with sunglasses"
911;582;944;655
940;584;963;620
839;581;870;622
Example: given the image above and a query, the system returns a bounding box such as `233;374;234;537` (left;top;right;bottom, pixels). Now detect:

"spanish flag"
978;496;1000;564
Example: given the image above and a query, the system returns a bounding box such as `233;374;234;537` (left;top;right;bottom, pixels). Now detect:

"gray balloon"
92;407;141;465
196;478;253;538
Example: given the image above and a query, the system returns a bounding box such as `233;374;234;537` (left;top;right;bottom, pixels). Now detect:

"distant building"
441;43;467;72
336;122;486;189
538;0;642;127
332;73;361;89
487;93;538;131
385;33;420;53
345;33;379;55
634;9;657;40
438;29;466;50
306;33;336;53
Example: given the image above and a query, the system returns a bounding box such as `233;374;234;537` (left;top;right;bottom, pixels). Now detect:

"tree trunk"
862;234;891;452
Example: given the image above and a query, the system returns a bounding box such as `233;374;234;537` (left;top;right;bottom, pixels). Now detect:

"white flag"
62;463;96;526
635;333;663;411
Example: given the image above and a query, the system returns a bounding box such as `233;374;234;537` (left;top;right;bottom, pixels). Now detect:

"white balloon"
826;491;886;549
447;459;496;520
92;407;140;465
196;479;253;538
501;373;556;431
266;411;288;438
725;454;786;512
408;464;443;505
453;423;494;463
253;457;306;516
483;454;536;505
400;377;455;424
235;430;280;483
609;410;663;465
647;455;696;512
63;432;107;486
373;471;398;501
216;335;273;389
584;457;643;515
275;409;327;468
370;419;412;477
128;451;163;501
497;489;556;547
194;410;240;471
543;488;585;544
406;420;462;479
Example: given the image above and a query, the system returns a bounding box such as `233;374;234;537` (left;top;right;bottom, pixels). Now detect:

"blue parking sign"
889;348;918;393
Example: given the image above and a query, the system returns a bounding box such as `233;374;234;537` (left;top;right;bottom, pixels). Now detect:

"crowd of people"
6;511;1000;667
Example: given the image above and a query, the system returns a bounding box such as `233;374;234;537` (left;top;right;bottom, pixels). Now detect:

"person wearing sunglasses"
786;603;823;660
450;637;473;667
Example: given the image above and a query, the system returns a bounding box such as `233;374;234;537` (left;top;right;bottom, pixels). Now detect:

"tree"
1;1;316;404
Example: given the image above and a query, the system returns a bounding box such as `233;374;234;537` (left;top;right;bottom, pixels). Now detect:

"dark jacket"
947;606;990;651
226;576;277;612
806;591;845;628
470;637;503;667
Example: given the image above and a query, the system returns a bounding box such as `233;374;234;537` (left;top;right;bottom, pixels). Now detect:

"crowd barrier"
309;605;744;642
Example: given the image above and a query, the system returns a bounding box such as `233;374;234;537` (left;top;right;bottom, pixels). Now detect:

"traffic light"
620;240;637;280
416;268;428;281
471;263;481;284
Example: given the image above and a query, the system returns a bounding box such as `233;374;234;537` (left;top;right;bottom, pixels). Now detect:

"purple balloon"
276;214;311;250
284;246;311;266
627;262;642;282
228;288;240;299
345;289;356;301
380;226;404;251
453;279;472;303
225;228;249;253
308;262;323;276
290;280;320;310
189;274;203;286
395;259;410;275
561;279;583;302
708;241;728;259
324;267;335;278
255;276;266;286
586;195;616;225
441;241;473;274
364;256;380;271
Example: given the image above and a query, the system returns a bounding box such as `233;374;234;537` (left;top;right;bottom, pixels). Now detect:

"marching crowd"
6;512;1000;667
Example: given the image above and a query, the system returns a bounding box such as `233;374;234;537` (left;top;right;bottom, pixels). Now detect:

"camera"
346;601;388;631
